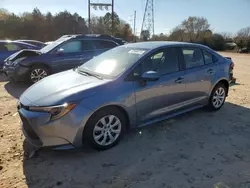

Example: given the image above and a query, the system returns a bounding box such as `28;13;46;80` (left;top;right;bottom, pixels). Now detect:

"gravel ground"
0;52;250;188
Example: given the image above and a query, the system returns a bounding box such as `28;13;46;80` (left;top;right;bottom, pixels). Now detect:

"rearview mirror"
56;48;64;55
141;71;160;81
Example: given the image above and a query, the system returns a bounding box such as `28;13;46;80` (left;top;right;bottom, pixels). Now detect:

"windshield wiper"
77;69;103;80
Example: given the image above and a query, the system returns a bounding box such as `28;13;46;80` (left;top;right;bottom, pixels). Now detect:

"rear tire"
207;83;227;111
28;65;49;84
84;107;126;150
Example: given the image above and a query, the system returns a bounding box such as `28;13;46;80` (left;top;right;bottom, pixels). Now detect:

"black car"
3;34;124;83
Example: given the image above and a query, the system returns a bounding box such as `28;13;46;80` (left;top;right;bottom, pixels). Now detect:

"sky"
1;0;250;36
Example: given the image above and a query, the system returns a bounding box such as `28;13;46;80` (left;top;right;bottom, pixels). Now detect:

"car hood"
20;69;110;106
5;49;41;63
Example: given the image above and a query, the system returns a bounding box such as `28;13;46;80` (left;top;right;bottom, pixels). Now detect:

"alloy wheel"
30;68;48;83
212;87;226;108
93;115;122;146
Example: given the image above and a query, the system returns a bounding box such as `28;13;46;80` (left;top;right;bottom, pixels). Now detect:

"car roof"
58;34;126;44
123;41;209;50
0;40;26;44
0;40;36;46
15;40;44;44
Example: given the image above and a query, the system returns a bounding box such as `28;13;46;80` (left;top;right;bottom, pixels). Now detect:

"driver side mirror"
56;48;64;55
141;71;160;81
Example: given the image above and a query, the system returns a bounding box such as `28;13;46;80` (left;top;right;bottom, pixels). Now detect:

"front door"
51;40;94;72
134;48;186;124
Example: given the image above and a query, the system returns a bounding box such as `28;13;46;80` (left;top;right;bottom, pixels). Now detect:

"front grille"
19;113;40;140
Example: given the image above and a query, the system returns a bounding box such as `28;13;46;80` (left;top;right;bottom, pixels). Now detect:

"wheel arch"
210;78;229;96
86;104;130;130
80;104;131;146
30;62;52;72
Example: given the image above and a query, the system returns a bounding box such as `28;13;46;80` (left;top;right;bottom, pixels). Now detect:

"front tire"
84;107;126;150
207;83;227;111
28;66;49;84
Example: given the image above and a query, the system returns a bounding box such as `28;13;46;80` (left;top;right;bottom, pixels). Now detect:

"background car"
238;47;249;53
0;40;41;70
18;42;232;150
3;34;123;83
15;40;46;48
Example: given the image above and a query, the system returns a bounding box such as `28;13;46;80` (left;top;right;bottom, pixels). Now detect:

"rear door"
181;47;218;103
91;40;118;56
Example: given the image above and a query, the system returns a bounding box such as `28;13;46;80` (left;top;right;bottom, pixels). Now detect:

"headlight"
28;103;76;120
12;57;26;66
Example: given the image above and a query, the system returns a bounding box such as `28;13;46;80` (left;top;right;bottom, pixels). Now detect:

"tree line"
0;8;249;51
0;8;134;42
146;17;250;51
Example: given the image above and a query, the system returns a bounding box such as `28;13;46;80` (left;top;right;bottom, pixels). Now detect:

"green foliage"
0;8;133;42
234;27;250;50
140;30;150;41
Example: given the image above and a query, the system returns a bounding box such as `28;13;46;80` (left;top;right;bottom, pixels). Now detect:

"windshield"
40;37;70;53
79;46;148;77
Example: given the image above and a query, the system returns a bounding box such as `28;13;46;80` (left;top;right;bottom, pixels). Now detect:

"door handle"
175;77;184;83
207;69;215;75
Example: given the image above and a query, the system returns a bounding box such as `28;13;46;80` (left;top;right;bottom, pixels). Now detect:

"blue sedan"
18;42;233;150
0;40;41;70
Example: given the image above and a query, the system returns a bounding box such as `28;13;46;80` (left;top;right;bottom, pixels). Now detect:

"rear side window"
182;48;204;69
203;50;217;64
82;40;94;51
92;40;117;49
60;40;82;53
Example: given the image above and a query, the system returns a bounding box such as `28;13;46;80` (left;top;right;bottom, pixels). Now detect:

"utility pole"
112;0;114;35
141;0;154;38
88;0;114;35
88;0;91;33
134;10;136;42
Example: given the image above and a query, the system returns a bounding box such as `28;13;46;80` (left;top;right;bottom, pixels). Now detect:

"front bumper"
18;101;93;148
2;64;29;82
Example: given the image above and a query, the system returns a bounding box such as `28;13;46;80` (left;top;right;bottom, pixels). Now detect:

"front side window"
60;40;82;53
40;37;71;54
135;48;179;76
182;48;204;69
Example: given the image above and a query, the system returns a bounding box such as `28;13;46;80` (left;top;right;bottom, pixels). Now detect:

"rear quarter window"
203;50;218;64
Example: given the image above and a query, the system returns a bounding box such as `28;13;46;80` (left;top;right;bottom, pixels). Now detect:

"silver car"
18;42;233;150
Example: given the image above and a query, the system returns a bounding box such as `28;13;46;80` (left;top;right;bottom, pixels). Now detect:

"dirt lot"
0;52;250;188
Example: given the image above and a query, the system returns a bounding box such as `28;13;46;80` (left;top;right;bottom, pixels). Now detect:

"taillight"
230;62;234;69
